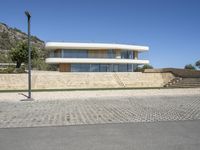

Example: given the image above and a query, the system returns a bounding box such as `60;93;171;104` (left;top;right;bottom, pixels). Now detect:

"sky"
0;0;200;68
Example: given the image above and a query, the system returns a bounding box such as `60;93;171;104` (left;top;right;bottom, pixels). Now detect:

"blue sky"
0;0;200;68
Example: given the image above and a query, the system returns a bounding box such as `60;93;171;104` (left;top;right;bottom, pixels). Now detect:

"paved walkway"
0;120;200;150
0;88;200;128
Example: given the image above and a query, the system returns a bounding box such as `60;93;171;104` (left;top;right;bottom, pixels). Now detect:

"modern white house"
45;42;149;72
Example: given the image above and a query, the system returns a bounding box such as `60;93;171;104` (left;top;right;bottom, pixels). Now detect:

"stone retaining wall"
0;71;175;90
144;68;200;78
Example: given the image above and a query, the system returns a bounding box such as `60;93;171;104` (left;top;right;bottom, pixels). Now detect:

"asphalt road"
0;120;200;150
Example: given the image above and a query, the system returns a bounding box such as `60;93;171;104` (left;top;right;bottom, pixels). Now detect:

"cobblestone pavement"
0;89;200;128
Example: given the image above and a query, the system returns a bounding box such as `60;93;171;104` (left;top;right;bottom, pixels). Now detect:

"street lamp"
25;11;33;100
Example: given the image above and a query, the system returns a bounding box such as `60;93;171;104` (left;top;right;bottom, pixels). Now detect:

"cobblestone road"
0;89;200;128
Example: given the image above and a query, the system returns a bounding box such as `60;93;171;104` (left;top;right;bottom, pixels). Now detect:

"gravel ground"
0;88;200;128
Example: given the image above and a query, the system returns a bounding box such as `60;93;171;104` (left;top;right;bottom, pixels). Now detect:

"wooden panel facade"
59;64;71;72
88;50;107;58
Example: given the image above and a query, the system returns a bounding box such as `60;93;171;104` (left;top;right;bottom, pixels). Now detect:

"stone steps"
165;78;200;88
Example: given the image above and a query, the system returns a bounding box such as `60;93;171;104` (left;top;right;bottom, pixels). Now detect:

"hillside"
0;22;44;53
0;23;58;71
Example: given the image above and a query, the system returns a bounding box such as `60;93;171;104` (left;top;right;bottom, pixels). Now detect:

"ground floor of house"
59;63;138;72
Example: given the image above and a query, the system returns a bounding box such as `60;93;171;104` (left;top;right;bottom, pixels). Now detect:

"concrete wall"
144;68;200;78
0;71;175;90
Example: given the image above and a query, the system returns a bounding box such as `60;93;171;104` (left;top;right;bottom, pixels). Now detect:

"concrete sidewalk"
0;88;200;102
0;120;200;150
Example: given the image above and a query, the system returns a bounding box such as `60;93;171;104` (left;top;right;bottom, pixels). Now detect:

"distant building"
45;42;149;72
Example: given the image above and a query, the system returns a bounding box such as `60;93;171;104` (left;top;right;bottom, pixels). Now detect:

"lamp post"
25;11;33;100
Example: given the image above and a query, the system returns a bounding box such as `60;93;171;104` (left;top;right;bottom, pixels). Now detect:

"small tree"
10;41;38;68
135;66;143;72
184;64;196;70
135;64;153;72
142;64;153;69
195;60;200;69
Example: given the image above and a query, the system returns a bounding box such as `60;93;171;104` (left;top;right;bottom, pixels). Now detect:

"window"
121;50;134;59
108;50;115;58
121;51;128;59
90;64;100;72
63;50;88;58
71;64;90;72
49;51;54;58
128;51;134;59
118;64;128;72
113;64;118;72
100;64;107;72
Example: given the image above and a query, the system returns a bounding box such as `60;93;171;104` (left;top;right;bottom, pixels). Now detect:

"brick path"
0;92;200;128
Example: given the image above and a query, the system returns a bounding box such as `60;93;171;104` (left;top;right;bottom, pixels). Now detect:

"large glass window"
70;63;135;72
108;64;114;72
63;50;88;58
99;64;107;72
71;64;90;72
90;64;100;72
113;64;118;72
49;51;54;58
50;49;136;59
128;51;134;59
121;51;128;59
121;50;134;59
127;64;133;72
107;50;115;58
118;64;128;72
49;50;61;58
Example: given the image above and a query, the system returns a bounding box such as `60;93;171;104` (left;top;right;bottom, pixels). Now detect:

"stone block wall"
144;68;200;78
0;71;175;90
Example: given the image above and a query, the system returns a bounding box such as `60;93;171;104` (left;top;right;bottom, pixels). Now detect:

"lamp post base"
20;98;34;101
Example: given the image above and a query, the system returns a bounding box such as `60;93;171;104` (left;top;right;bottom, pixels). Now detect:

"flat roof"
45;42;149;52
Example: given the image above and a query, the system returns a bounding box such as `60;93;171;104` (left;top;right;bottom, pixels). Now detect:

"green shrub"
142;64;153;69
195;60;200;69
0;69;4;73
0;53;12;63
184;64;196;70
0;67;15;73
135;67;143;72
32;58;58;71
135;64;153;72
7;67;15;73
15;66;26;73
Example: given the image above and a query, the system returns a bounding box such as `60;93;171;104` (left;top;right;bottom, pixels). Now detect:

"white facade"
45;42;149;72
45;42;149;51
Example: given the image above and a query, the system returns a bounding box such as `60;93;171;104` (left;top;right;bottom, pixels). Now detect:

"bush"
142;64;153;69
0;53;12;63
15;66;26;73
0;68;4;73
7;67;15;73
32;58;58;71
0;66;26;74
135;66;143;72
135;64;153;72
0;67;15;73
184;64;196;70
195;60;200;69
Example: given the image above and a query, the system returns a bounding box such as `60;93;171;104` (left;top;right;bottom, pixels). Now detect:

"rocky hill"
0;22;44;53
0;22;53;70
